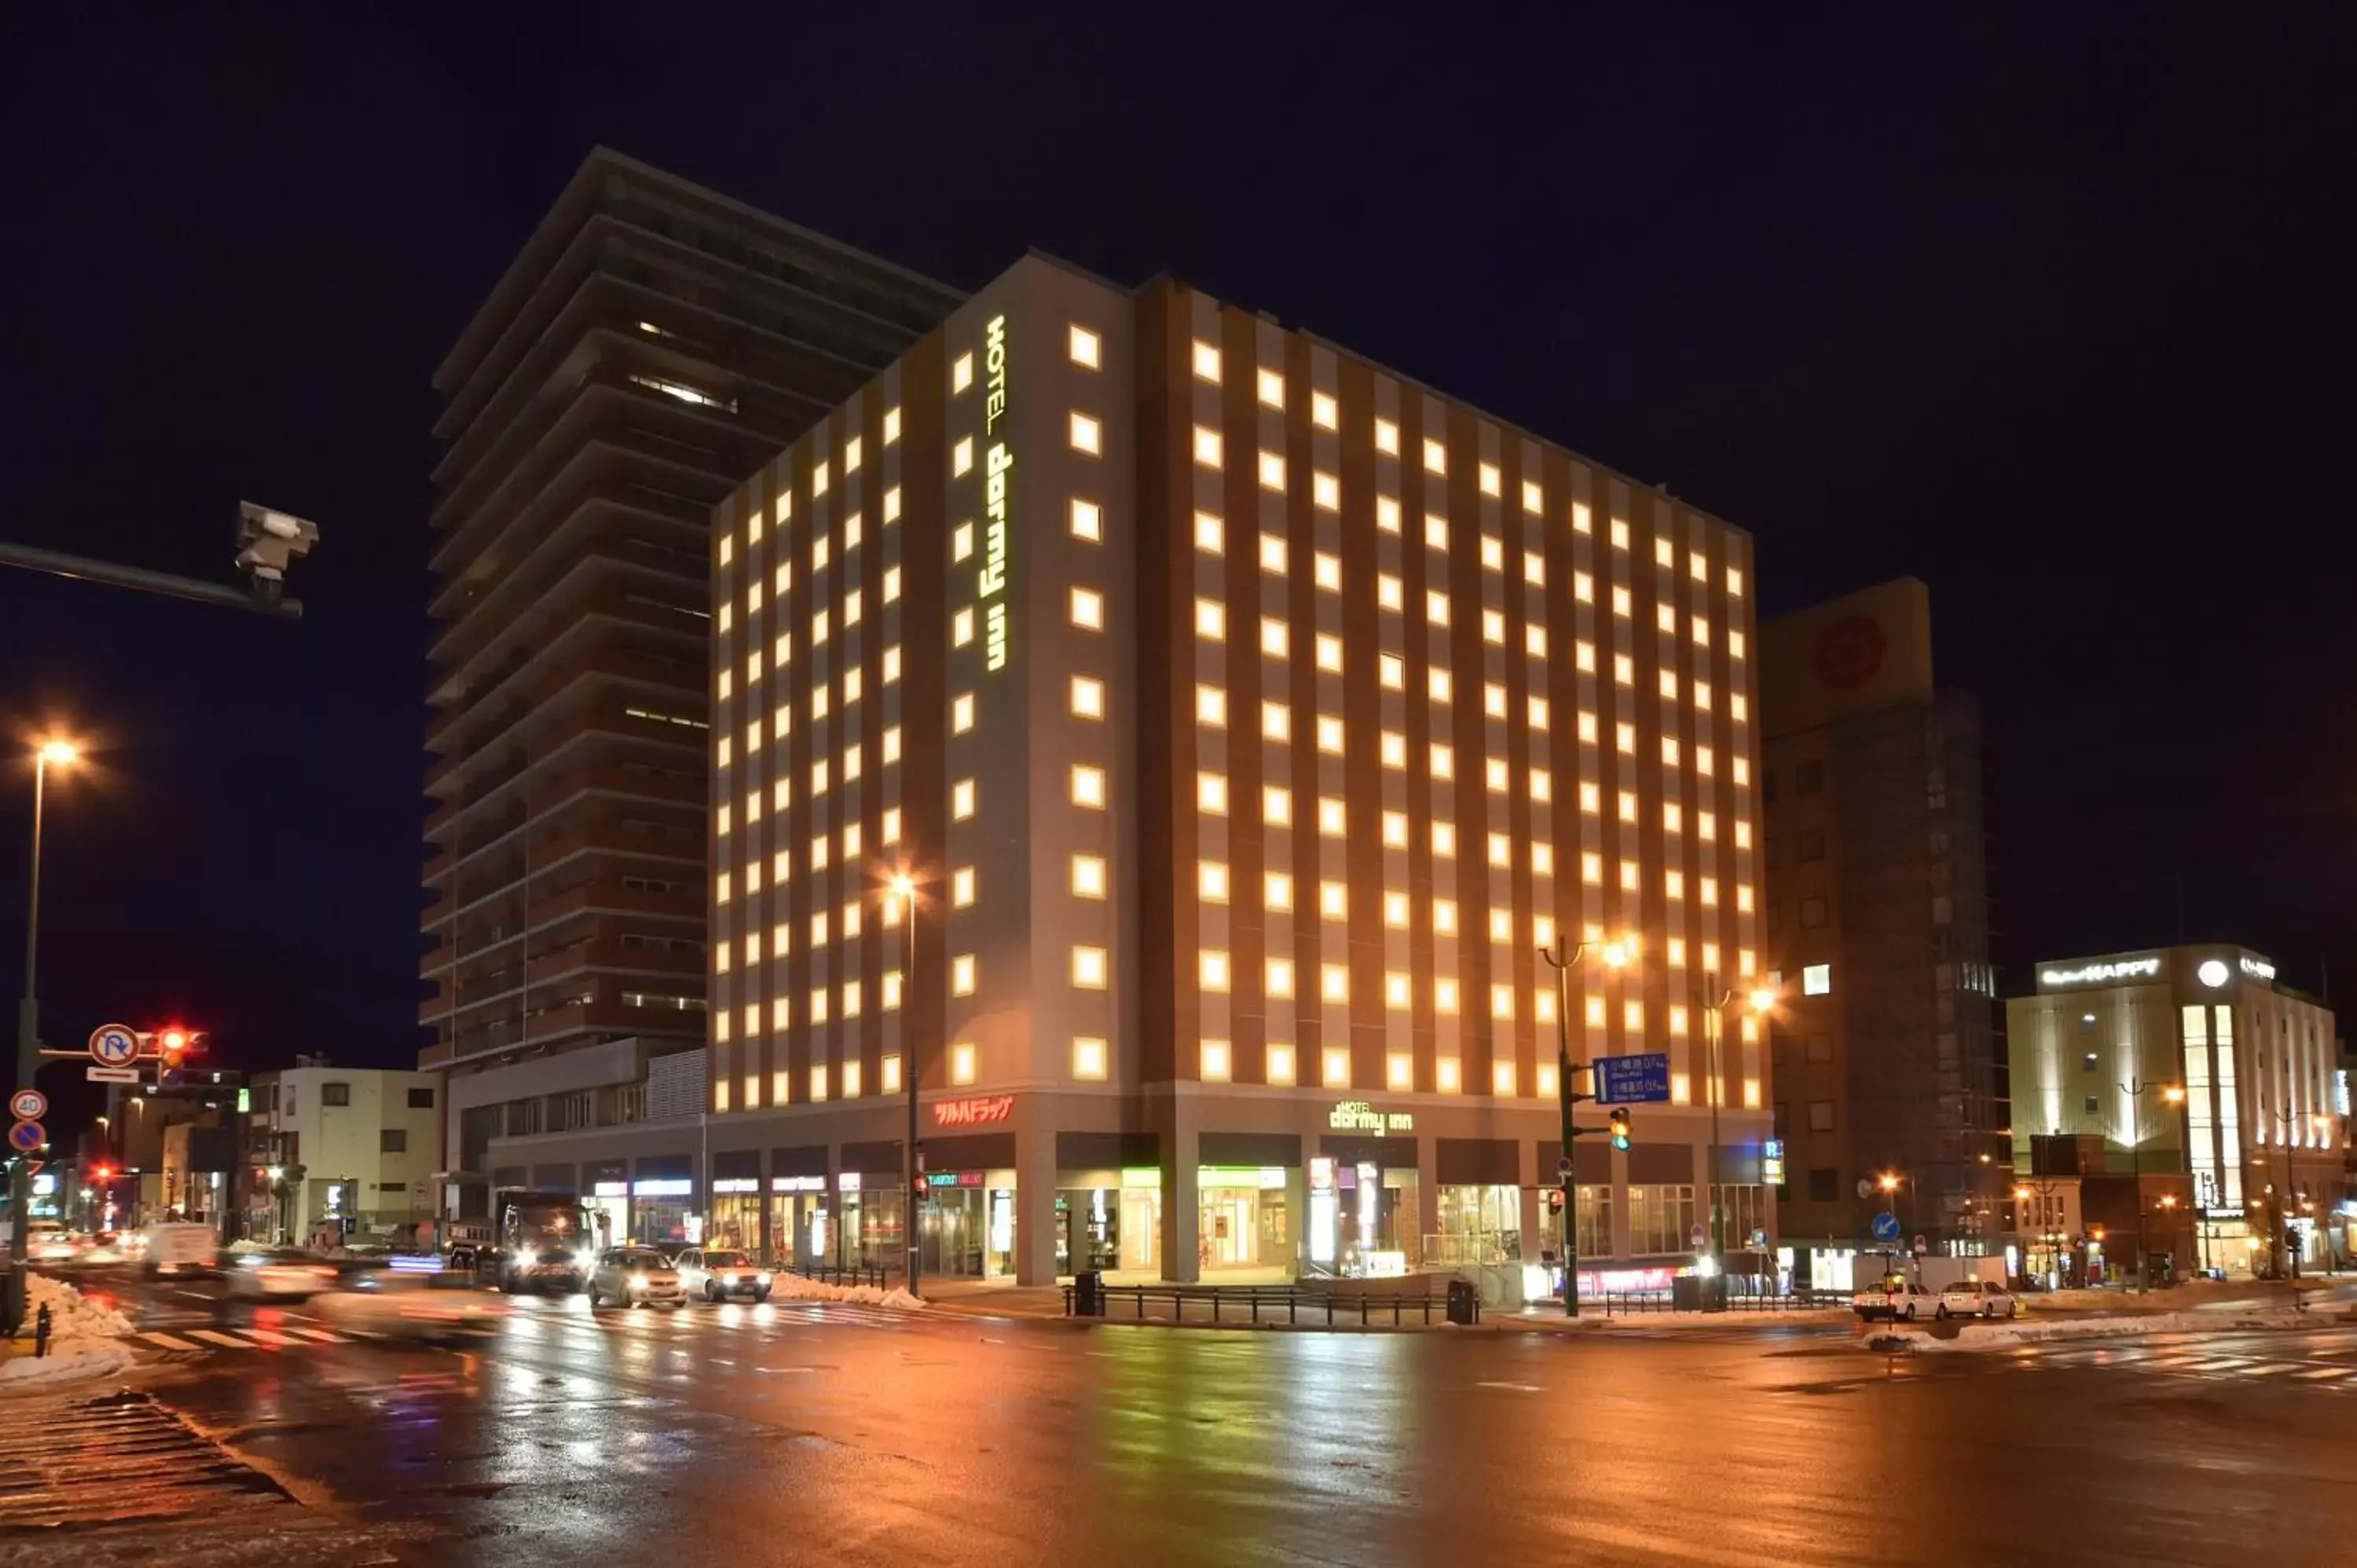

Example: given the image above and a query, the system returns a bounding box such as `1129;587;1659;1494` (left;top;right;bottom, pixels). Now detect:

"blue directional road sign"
1870;1210;1903;1244
1593;1052;1671;1105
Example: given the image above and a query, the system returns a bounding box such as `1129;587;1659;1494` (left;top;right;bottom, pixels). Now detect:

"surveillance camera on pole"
235;503;321;606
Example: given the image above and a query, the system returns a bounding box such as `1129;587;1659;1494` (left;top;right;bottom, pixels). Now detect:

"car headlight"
757;1270;772;1283
629;1272;650;1290
515;1247;538;1269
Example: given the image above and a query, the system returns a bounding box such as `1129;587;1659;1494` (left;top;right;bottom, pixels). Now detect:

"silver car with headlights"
672;1247;774;1303
587;1246;684;1310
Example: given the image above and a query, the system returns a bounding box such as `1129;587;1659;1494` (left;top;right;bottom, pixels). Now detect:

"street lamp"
8;735;79;1332
1700;973;1774;1280
885;871;920;1299
1536;932;1630;1317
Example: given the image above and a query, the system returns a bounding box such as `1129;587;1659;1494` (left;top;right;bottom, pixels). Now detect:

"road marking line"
141;1332;201;1351
1476;1381;1544;1393
173;1288;214;1302
2293;1365;2344;1379
189;1330;251;1350
240;1326;299;1347
2238;1363;2291;1377
282;1327;343;1343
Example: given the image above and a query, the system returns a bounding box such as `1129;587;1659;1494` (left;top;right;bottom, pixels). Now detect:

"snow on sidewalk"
1871;1305;2324;1354
0;1274;137;1390
767;1273;927;1311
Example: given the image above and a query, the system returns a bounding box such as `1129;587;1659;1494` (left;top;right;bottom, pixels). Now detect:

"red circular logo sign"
1813;616;1888;692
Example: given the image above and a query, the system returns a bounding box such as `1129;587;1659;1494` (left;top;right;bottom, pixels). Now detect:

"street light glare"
1600;940;1629;969
35;738;79;767
888;873;915;899
1878;1172;1900;1192
2164;1084;2187;1104
1747;986;1777;1014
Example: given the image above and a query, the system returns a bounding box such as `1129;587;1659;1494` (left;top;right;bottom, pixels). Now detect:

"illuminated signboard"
935;1094;1016;1128
1761;1138;1786;1186
979;313;1013;674
770;1175;827;1193
1328;1100;1414;1134
926;1171;986;1188
711;1178;761;1194
2239;955;2278;981
2039;957;2161;987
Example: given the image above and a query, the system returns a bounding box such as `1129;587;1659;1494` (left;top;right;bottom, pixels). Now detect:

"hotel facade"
2008;945;2346;1278
707;254;1774;1288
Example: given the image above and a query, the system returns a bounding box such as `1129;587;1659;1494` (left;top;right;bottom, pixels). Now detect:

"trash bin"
1446;1278;1479;1325
1073;1269;1104;1317
1671;1273;1703;1311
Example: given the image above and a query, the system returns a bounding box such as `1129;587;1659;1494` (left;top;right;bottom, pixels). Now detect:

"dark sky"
2;5;2352;1137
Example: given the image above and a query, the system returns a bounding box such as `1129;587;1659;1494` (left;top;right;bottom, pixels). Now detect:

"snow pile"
1875;1305;2320;1354
0;1274;136;1390
765;1272;926;1311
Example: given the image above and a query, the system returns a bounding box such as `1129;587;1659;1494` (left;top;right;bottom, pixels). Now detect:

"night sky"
3;7;2351;1138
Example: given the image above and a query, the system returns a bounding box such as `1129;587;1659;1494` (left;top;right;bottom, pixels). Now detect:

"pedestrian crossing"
2006;1328;2357;1388
132;1296;914;1363
0;1389;295;1533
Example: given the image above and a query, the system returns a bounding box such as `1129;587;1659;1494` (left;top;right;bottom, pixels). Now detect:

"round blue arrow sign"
1870;1210;1903;1243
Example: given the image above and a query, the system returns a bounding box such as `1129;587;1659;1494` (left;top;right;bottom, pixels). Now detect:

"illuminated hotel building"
709;254;1773;1288
2009;946;2346;1278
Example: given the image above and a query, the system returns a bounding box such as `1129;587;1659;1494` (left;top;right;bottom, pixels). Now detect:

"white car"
225;1247;339;1299
671;1248;773;1303
586;1247;684;1310
309;1272;511;1338
1936;1279;2020;1321
1852;1273;1942;1322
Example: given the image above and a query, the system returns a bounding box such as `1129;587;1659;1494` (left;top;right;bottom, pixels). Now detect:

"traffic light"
1609;1108;1632;1151
1547;1188;1565;1212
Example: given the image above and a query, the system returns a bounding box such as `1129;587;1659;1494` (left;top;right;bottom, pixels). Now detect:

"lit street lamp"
7;735;79;1333
886;872;920;1299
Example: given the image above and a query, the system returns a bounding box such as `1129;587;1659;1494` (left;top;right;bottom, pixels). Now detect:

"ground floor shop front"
471;1086;1777;1288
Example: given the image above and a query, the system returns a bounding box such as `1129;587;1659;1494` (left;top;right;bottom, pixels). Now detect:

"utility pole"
1;501;318;1336
1538;934;1629;1317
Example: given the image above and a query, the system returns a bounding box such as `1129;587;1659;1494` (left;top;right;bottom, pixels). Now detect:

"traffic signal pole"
5;750;57;1335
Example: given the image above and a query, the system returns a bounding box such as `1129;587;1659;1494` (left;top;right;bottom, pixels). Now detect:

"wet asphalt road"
35;1270;2357;1566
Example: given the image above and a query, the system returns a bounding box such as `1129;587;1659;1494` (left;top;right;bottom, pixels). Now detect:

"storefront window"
583;1185;628;1254
920;1174;1017;1277
709;1183;763;1255
1627;1183;1695;1255
1437;1185;1522;1264
1536;1184;1610;1261
1198;1167;1288;1271
1707;1184;1768;1251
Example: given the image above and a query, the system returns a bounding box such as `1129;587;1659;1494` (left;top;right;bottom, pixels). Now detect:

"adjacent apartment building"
243;1062;442;1244
1758;580;2008;1289
2009;945;2345;1278
419;148;961;1220
704;253;1775;1288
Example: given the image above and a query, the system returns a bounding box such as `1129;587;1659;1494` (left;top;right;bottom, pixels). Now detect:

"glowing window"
1431;742;1454;780
1380;731;1407;771
1198;771;1230;815
1424;514;1450;553
1071;587;1104;630
1071;676;1105;720
1321;965;1350;1003
1314;552;1341;592
1268;1043;1298;1085
1069;324;1101;367
1259;451;1286;491
1194;598;1227;641
1431;821;1457;858
1071;499;1103;541
952;438;973;477
1376;496;1402;533
1377;573;1404;612
1313;471;1340;511
1425;589;1450;627
1266;957;1296;998
1072;1037;1109;1081
1262;785;1292;826
1728;566;1745;595
1259;617;1289;659
1382;811;1409;848
1434;899;1458;935
1072;855;1109;899
1312;390;1338;430
1319;881;1348;919
1318;798;1346;837
1255;366;1284;408
953;352;974;392
1422;438;1446;474
1260;702;1291;744
1197;860;1230;903
1481;536;1504;573
1200;1039;1233;1082
1435;979;1461;1016
1193;427;1223;468
884;407;901;444
1072;947;1109;989
953;778;977;819
1193;512;1224;555
1479;462;1501;496
952;692;975;734
1324;1047;1351;1087
1378;653;1406;691
1385;973;1413;1010
952;866;977;908
951;954;977;996
1192;341;1221;382
1265;874;1294;914
951;1043;977;1086
1373;417;1400;454
1200;951;1232;992
1316;633;1344;673
1071;765;1106;808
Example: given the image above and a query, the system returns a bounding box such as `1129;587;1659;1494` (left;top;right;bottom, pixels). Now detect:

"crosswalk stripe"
240;1326;299;1347
2293;1365;2344;1379
142;1331;202;1351
189;1330;251;1350
281;1327;343;1343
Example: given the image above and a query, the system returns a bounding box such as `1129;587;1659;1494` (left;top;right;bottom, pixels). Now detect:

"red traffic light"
161;1029;188;1053
91;1164;113;1182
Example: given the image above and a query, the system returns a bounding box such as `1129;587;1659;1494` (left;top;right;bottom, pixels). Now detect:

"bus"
497;1192;592;1294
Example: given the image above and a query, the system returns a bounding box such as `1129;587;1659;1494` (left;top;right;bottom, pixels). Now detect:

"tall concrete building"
1758;579;2007;1288
420;149;959;1219
705;254;1774;1290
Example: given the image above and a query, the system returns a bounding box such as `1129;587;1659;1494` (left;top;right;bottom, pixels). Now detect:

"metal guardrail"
779;1262;896;1289
1062;1280;1473;1326
1595;1288;1842;1317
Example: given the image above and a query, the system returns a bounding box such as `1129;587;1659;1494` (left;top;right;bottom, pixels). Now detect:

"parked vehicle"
1852;1273;1942;1322
672;1248;773;1303
586;1247;684;1310
1937;1279;2021;1321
